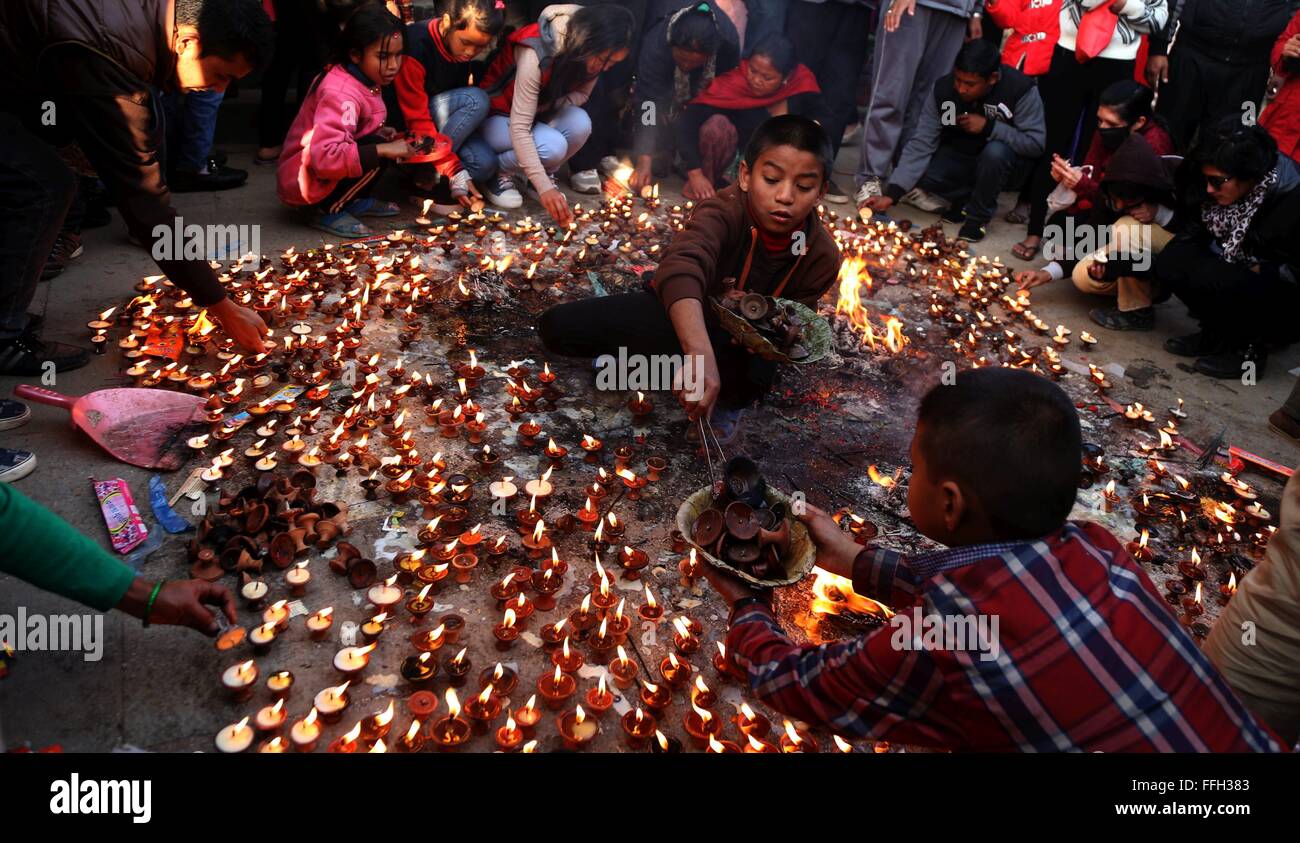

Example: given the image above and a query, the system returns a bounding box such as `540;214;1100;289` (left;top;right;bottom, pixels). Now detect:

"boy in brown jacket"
537;114;842;442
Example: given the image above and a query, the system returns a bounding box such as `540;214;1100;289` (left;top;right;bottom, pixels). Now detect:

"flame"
867;464;896;489
375;700;395;727
405;719;422;742
343;721;362;744
807;566;892;622
446;689;461;719
784;720;802;745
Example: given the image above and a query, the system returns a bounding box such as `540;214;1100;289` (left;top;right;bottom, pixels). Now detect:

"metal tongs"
697;416;728;486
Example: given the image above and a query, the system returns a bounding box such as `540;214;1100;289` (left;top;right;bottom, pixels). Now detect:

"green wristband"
142;580;164;627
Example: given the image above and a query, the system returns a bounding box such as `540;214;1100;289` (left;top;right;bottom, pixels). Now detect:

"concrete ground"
1;139;1296;752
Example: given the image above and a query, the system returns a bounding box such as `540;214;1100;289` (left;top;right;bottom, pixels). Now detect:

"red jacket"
1262;10;1300;162
985;0;1061;77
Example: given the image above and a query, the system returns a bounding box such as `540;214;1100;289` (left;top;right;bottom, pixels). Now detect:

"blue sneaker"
0;447;35;482
0;399;30;431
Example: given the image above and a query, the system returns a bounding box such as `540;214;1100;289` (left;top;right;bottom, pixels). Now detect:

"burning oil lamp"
222;659;259;702
360;471;382;500
552;636;585;673
400;651;438;689
254;698;288;733
289;708;322;752
540;617;569;649
1101;480;1121;513
678;548;702;585
333;642;377;678
558;705;598;750
575;496;601;532
610;644;640;689
438;646;469;687
524;466;555;502
690;675;717;709
513;694;542;735
568;593;600;637
672;616;700;655
465;685;503;734
285;560;311;596
621;707;656;749
314;682;350;725
397;718;425;753
538;664;578;710
430;689;472;752
650;729;681;754
660;652;692;689
516;418;543;448
744;733;780;754
627;391;653;422
779;720;819;753
1125;529;1155;563
386;468;415;502
267;670;294;701
411;622;447;654
496;715;524;752
1179;548;1207;581
707;735;742;754
487;534;510;560
305;606;334;640
735;702;771;740
489;475;518;506
580;433;604;463
1220;571;1238;601
368;575;403;613
683;701;723;748
215;717;255;753
249;621;278;655
493;608;520;650
639;586;663;622
258;736;288;754
522;520;551;559
480;662;518;699
360;612;389;643
1182;582;1205;617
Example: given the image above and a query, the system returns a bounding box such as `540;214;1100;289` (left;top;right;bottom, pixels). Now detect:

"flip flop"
312;211;371;238
1011;240;1041;261
345;197;401;217
1004;208;1029;224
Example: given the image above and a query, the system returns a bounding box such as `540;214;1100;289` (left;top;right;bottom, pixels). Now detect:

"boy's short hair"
742;114;834;184
952;39;1001;78
917;368;1081;539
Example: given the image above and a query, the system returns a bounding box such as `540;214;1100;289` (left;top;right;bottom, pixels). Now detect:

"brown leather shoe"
1268;409;1300;446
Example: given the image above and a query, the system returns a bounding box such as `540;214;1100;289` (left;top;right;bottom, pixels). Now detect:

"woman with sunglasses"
1153;120;1300;379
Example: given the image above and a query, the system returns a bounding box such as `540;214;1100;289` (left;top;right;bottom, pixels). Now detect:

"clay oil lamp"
265;670;294;702
678;548;702;586
650;729;682;754
557;705;598;750
622;707;656;750
485;534;510;561
357;700;396;745
524;466;555;504
690;675;718;709
479;662;519;700
222;659;259;702
305;606;334;641
433;538;461;565
660;652;692;689
513;694;542;735
580;433;604;464
360;612;390;644
438;405;466;439
506;592;534;625
735;702;771;740
313;681;351;723
588;616;618;665
490;571;521;603
1220;571;1238;602
1179;548;1207;582
779;719;819;753
586;674;615;717
618;545;649;580
606;599;632;643
285;560;311;596
1101;479;1121;513
552;636;585;673
576;496;601;532
493;607;520;650
645;455;668;482
627;391;653;423
386;468;415;503
713;642;744;681
465;685;503;734
288;709;323;753
415;561;451;593
240;578;269;609
249;621;279;656
216;717;255;754
396;718;425;753
522;520;552;560
411;623;447;654
430;689;472;752
744;733;780;754
609;644;640;690
263;600;291;632
1182;582;1205;617
1132;493;1159;521
568;593;600;637
591;573;618;612
441;647;473;686
452;551;479;584
489;475;518;507
538;664;578;710
517;418;542;448
368;574;403;613
333;642;377;678
1245;502;1270;526
639;586;664;623
683;701;723;749
360;471;382;500
400;651;438;689
406;583;436;624
707;735;742;754
464;411;488;445
1125;529;1155;563
496;715;524;752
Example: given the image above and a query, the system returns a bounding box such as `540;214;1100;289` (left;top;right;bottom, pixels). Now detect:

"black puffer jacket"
1151;0;1300;65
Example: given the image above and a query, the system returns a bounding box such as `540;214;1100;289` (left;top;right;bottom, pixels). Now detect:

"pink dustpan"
14;385;208;470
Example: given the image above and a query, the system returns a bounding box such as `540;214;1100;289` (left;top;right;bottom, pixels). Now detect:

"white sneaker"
901;187;949;212
598;156;623;177
484;175;523;210
855;178;882;207
569;169;602;194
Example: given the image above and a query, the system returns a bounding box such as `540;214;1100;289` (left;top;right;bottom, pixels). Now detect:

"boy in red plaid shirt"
706;368;1282;751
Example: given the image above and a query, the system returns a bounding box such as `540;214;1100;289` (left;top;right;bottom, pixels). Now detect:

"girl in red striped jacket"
985;0;1062;77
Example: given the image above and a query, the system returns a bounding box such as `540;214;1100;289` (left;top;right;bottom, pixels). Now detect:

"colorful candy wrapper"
92;477;148;554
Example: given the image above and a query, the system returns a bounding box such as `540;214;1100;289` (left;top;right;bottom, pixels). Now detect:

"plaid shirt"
728;522;1283;752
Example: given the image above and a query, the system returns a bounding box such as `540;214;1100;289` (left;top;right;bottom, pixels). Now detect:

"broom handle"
13;385;79;412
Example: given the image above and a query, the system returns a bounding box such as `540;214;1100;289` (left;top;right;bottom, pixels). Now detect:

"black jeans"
258;0;328;149
1027;46;1135;237
316;133;389;214
536;288;777;410
1154;239;1298;347
918;140;1027;227
0;111;77;338
1156;42;1272;151
787;0;873;157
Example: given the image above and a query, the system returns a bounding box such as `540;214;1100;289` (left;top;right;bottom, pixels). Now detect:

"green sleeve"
0;483;138;612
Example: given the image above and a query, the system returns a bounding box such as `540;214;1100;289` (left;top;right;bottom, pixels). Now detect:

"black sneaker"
0;399;31;431
1164;330;1227;358
1090;306;1154;332
957;220;986;242
170;162;248;192
1194;345;1267;380
0;332;90;376
942;206;966;224
0;447;36;483
825;180;850;205
40;232;83;281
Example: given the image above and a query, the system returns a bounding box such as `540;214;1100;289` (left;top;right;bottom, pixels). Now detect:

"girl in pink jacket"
277;3;413;237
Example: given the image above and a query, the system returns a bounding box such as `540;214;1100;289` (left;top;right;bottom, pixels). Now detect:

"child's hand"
676;350;720;421
797;503;863;579
378;139;414;160
539;189;572;225
702;562;767;607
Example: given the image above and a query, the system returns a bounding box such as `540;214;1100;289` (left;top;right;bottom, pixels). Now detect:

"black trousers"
316;134;389;214
537;289;777;410
1027;46;1135;236
1156;42;1272;152
917;140;1029;227
787;0;874;157
566;0;647;173
258;0;328;149
1154;239;1298;347
0;111;77;338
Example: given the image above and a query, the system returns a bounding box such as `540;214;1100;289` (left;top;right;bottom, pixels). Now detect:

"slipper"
1011;240;1041;261
312;211;371;238
1004;208;1029;224
345;197;401;217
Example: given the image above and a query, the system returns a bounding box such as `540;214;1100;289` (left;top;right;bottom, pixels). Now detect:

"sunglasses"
1206;174;1232;189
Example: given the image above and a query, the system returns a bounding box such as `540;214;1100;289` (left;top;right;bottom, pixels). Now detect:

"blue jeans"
163;89;224;173
428;86;490;152
461;106;592;186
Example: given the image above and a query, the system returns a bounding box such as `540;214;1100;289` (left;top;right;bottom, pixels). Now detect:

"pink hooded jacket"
277;64;389;206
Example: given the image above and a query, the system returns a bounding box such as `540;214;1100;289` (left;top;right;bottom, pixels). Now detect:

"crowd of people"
1;0;1299;751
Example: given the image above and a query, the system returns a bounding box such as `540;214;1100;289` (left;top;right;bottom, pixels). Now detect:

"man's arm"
884;91;944;201
989;85;1047;158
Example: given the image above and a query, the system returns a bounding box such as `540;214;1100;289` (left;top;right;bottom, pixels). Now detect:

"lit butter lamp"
557;704;598;750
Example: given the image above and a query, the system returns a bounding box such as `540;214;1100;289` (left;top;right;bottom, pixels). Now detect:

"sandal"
1011;238;1041;261
345;197;400;217
312;211;371;238
1004;204;1029;225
